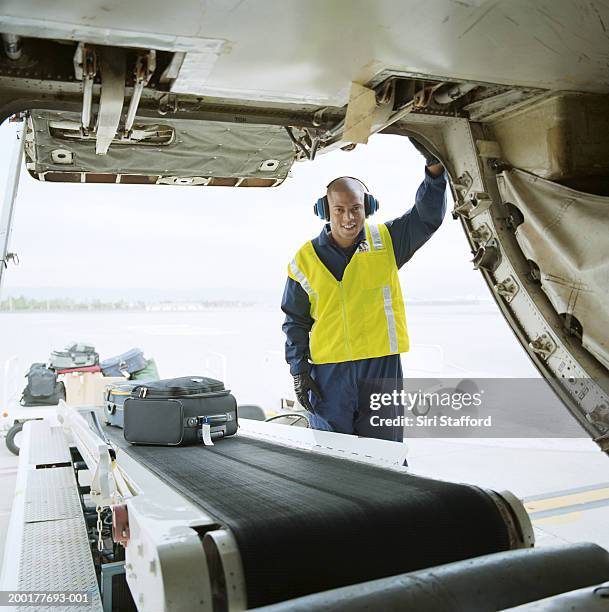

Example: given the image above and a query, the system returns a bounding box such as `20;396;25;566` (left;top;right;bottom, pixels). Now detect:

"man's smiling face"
327;180;366;249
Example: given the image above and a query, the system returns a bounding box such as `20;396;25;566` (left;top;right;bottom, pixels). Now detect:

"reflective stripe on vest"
382;285;399;353
287;223;409;364
368;223;384;251
289;258;315;297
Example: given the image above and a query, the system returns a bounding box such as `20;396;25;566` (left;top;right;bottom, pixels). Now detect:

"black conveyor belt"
103;425;511;608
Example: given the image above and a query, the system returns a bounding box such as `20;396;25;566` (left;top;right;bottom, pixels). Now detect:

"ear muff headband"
313;176;379;221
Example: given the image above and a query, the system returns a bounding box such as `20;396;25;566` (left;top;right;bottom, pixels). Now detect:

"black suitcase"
123;376;238;446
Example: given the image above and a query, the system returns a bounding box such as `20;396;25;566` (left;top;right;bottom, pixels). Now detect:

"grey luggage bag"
50;343;99;369
104;380;142;428
100;348;147;377
21;363;66;406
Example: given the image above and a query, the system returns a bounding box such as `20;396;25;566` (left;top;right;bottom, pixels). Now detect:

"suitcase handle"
185;414;231;445
184;414;229;428
136;388;230;399
118;360;129;377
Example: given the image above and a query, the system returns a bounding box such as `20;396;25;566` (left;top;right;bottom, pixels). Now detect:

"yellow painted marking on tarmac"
532;512;582;526
524;487;609;513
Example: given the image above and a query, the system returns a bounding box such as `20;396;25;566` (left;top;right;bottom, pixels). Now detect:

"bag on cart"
130;358;159;381
123;376;238;446
21;363;66;406
100;348;147;378
50;343;99;369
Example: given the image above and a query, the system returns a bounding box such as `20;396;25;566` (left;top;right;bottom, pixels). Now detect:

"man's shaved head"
325;177;368;248
327;177;365;203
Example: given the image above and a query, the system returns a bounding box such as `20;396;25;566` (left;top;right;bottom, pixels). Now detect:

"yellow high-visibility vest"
288;222;409;364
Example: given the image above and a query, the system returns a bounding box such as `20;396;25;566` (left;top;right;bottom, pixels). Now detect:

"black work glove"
293;371;322;413
408;136;441;167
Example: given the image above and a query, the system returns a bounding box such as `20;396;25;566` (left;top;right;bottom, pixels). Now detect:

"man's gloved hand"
293;371;322;413
408;136;441;167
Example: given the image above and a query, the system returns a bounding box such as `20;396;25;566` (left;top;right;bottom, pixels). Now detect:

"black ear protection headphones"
313;176;379;222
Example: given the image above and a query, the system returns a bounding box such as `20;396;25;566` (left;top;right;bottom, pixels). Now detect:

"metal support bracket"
453;171;473;197
158;92;178;116
96;47;126;155
472;238;501;272
494;275;520;303
101;561;126;612
0;124;24;299
470;222;493;245
57;403;121;507
124;51;156;135
74;43;98;134
528;333;557;360
453;192;492;220
586;404;609;434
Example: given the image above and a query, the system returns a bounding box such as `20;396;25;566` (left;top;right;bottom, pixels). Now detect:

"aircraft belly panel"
1;0;609;105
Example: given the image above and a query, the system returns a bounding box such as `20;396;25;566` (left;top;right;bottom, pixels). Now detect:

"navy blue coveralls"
281;170;447;440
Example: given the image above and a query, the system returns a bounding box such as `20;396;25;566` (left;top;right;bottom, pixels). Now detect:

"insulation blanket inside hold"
496;169;609;370
104;428;511;608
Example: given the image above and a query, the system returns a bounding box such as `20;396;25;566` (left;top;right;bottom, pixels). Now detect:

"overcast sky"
0;120;489;302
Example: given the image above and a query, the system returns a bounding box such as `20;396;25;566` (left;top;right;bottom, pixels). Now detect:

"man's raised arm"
385;140;447;269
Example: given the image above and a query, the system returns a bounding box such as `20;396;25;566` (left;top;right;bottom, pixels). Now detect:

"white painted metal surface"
112;437;222;611
2;0;609;106
1;355;20;430
203;529;247;611
124;495;214;612
0;420;103;611
238;417;409;469
2;408;219;611
57;404;221;611
57;402;116;507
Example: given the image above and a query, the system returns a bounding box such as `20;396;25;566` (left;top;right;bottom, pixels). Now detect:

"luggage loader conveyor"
0;418;104;612
3;402;609;612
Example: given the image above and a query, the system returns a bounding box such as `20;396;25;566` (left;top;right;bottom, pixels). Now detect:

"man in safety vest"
281;140;446;441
